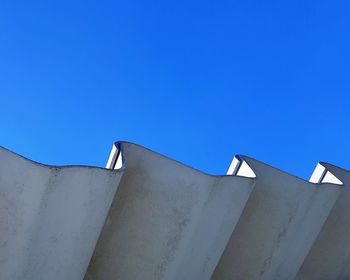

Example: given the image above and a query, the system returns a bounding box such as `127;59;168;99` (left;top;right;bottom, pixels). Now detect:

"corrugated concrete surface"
296;163;350;280
0;147;122;280
0;141;347;280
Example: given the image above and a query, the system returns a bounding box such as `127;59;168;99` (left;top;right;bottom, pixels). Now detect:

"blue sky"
0;0;349;179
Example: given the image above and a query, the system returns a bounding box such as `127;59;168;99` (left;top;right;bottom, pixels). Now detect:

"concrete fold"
212;156;342;280
0;147;123;280
296;163;350;280
1;141;348;280
85;142;256;280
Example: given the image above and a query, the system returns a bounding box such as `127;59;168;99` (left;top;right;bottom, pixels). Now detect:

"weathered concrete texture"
85;143;255;280
212;156;342;280
0;147;122;280
296;163;350;280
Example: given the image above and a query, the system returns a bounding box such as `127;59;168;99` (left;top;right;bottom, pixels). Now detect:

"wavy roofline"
111;141;343;186
111;141;253;180
0;145;117;172
238;155;343;186
0;141;345;186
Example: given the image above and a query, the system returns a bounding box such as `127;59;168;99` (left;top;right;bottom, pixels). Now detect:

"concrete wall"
0;147;122;280
0;141;348;280
85;143;255;280
296;163;350;280
212;156;342;280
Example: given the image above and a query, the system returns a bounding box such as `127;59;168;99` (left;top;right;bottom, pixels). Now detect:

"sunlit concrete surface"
0;147;122;280
0;141;348;280
296;163;350;280
85;143;255;280
212;156;342;280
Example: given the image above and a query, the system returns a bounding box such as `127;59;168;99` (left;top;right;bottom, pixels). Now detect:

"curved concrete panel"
85;142;256;280
0;147;122;280
1;141;348;280
212;156;342;280
296;163;350;280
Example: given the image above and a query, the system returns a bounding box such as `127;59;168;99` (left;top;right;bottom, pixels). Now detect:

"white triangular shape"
227;156;256;178
322;171;343;185
309;163;342;185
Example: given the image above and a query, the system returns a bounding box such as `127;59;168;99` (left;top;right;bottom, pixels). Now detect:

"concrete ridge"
0;141;349;280
0;145;117;171
110;141;345;185
0;142;346;185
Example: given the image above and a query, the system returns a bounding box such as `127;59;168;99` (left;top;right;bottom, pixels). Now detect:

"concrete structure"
296;163;350;280
213;156;342;280
85;143;255;280
0;146;122;280
0;141;348;280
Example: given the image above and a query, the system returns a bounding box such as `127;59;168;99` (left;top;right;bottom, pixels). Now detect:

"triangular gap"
106;144;123;170
227;156;256;178
309;163;343;185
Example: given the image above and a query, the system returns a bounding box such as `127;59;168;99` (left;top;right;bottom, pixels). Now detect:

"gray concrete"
212;156;342;280
0;147;122;280
85;142;255;280
0;141;348;280
296;163;350;280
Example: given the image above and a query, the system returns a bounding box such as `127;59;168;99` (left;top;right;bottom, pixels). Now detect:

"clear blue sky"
0;0;349;179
